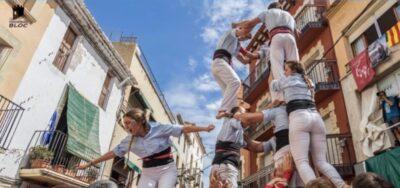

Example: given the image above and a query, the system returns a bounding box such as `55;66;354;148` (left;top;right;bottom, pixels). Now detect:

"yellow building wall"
0;1;56;99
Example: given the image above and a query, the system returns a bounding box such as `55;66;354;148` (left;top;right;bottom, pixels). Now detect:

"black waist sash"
142;147;173;168
286;99;316;115
212;141;241;168
213;49;232;64
275;129;289;151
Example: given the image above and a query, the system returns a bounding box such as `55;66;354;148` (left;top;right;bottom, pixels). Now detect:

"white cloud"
188;57;197;72
206;99;221;111
194;73;220;92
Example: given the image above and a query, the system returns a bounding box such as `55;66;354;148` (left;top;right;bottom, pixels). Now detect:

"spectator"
305;178;333;188
352;172;394;188
377;91;400;146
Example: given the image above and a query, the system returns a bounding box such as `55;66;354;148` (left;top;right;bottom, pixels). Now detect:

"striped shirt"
271;73;315;103
216;29;240;56
113;121;182;158
257;9;296;31
217;118;246;147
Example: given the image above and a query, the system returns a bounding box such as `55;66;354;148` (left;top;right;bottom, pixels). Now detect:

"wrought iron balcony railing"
326;133;356;178
0;95;24;150
243;60;269;99
306;59;340;92
241;163;274;188
295;4;327;34
21;130;99;183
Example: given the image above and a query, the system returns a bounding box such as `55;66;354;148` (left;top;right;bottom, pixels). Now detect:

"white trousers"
210;164;239;188
138;162;177;188
288;109;345;188
269;33;299;101
211;58;241;112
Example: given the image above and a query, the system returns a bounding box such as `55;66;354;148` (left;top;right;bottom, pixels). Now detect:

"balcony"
177;168;202;188
306;59;340;102
0;95;25;150
19;130;99;187
241;163;274;188
326;133;356;179
295;4;327;52
243;61;270;103
246;122;274;141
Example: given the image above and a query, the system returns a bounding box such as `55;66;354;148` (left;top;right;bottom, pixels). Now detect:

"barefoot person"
77;108;215;188
233;2;299;101
271;61;348;188
210;106;249;188
212;28;251;119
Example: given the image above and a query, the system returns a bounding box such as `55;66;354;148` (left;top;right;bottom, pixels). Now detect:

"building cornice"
324;0;346;19
56;0;137;86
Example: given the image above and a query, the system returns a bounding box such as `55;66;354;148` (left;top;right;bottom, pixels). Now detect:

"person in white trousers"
212;27;251;119
210;106;247;188
77;108;215;188
233;2;300;101
271;61;349;188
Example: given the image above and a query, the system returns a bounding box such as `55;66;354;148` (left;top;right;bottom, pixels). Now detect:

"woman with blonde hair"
78;108;215;188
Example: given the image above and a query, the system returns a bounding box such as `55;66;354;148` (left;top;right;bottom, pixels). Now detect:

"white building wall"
0;7;122;180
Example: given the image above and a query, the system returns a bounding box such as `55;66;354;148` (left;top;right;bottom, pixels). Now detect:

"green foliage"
29;146;54;161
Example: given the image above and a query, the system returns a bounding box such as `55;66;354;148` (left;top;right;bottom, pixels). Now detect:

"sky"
85;0;270;187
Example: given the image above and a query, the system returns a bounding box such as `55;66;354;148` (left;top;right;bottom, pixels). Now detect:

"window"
53;27;77;73
378;6;398;34
0;44;11;70
364;25;379;45
351;4;400;56
98;71;114;109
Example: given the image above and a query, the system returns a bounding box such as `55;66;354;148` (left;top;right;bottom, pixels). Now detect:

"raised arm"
232;17;262;33
243;133;264;153
235;112;264;127
236;53;250;65
182;123;215;133
77;151;116;169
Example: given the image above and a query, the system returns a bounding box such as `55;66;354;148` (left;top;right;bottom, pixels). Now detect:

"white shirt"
217;118;246;147
257;8;296;31
216;29;240;56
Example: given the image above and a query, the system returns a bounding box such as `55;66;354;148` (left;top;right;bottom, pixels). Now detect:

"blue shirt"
217;118;246;147
271;73;314;103
112;121;183;158
381;96;400;121
262;106;289;133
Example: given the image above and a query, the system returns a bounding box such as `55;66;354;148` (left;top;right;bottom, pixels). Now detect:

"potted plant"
65;168;77;177
29;146;53;169
54;164;65;174
86;168;98;183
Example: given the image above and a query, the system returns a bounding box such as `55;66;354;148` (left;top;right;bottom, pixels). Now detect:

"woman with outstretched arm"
77;108;215;188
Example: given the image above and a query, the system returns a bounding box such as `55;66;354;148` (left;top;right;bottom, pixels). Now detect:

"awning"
66;85;101;161
366;147;400;187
